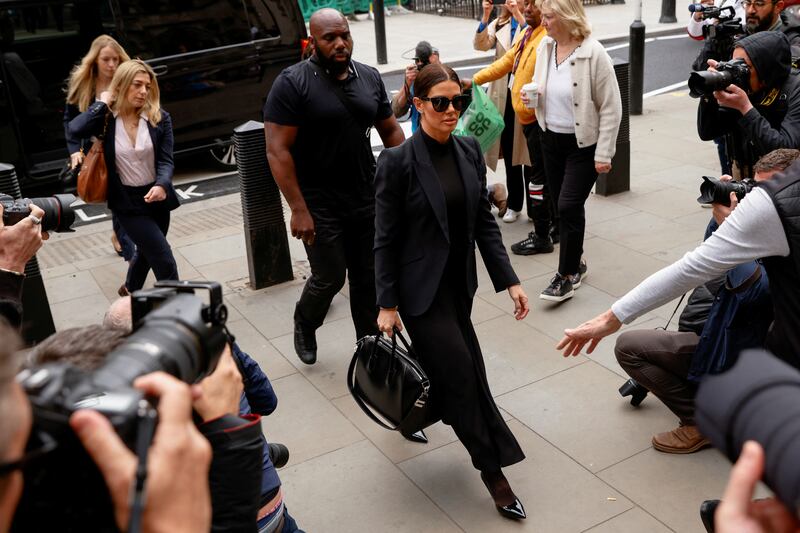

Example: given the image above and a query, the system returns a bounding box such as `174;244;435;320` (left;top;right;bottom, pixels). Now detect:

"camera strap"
657;292;687;331
127;400;158;533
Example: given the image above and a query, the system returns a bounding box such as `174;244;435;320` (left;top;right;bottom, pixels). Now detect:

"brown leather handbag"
77;113;110;204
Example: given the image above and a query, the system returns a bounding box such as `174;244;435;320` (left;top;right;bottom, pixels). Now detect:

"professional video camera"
697;175;755;206
689;58;750;98
697;349;800;517
689;4;743;70
11;280;229;532
414;41;436;71
0;193;76;232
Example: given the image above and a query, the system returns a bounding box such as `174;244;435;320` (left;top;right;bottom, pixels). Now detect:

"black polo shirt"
263;58;393;215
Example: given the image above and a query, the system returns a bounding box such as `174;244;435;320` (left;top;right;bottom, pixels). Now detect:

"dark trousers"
403;276;524;472
540;130;597;275
116;209;178;291
522;123;556;237
500;90;531;213
112;212;136;262
295;212;378;339
614;329;700;426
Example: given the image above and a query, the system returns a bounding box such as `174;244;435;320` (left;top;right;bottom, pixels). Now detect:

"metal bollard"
660;0;677;22
596;58;631;196
234;121;293;290
374;0;388;64
0;163;57;344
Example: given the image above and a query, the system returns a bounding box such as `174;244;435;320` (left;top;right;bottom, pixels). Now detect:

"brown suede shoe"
652;425;711;454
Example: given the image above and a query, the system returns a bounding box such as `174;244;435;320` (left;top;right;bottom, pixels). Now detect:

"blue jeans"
257;505;303;533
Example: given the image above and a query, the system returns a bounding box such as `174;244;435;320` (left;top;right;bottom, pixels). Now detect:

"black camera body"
689;58;750;98
0;193;76;233
697;175;755;206
12;280;229;532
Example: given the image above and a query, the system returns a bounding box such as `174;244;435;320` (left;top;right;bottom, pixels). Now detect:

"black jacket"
698;32;800;172
374;131;519;316
63;103;85;155
67;101;180;214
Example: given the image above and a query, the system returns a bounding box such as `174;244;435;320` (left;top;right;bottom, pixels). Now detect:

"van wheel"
209;143;237;169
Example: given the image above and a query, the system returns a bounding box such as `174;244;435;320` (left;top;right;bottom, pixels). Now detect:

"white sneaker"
502;209;520;223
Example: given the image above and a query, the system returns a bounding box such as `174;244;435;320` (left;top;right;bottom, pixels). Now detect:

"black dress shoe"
401;430;428;444
268;442;290;468
480;471;527;520
294;321;317;365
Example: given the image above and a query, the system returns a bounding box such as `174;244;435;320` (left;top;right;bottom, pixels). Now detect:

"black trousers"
522;123;556;237
500;90;531;213
403;274;525;472
540;130;597;275
614;329;700;426
116;208;178;291
295;210;378;339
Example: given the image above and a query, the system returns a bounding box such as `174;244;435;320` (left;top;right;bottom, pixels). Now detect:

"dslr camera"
697;175;755;206
688;4;743;71
12;280;229;532
689;58;750;98
0;193;76;232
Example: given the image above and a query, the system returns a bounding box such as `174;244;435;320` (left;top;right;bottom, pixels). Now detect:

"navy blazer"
374;130;519;316
67;100;180;214
63;103;84;155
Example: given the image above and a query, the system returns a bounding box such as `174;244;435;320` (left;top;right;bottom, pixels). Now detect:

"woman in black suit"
69;59;180;293
375;64;531;520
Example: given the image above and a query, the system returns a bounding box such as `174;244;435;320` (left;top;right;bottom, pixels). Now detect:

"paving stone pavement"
39;90;772;532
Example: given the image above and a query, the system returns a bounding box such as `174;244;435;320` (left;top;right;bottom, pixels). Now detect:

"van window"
118;0;259;59
244;0;282;41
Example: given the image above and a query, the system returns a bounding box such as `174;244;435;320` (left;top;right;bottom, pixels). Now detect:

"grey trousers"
614;329;700;426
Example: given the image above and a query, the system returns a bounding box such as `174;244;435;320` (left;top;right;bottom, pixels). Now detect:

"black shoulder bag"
347;328;439;435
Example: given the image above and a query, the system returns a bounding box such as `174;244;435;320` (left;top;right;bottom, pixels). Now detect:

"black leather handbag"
347;329;439;434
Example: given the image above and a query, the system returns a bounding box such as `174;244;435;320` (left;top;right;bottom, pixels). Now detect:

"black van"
0;0;306;192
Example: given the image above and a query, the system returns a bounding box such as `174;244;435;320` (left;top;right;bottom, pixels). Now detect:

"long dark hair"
414;63;460;98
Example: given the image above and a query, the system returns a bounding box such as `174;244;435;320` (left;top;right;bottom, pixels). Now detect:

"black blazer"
68;100;180;214
374;130;519;317
63;103;84;155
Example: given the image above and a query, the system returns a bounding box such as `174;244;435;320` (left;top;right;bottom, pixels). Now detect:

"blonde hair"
109;59;162;125
538;0;592;40
66;35;130;112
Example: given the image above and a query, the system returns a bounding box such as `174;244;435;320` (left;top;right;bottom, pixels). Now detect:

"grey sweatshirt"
611;188;790;323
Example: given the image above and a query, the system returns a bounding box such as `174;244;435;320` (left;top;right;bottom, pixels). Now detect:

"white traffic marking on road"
75;209;107;222
657;33;691;40
453;64;491;71
175;185;204;199
644;80;688;98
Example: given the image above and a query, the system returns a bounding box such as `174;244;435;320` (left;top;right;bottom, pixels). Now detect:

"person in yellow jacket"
464;0;557;255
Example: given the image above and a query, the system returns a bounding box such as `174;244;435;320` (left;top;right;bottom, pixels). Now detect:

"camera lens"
697;349;800;514
689;70;734;98
28;194;77;233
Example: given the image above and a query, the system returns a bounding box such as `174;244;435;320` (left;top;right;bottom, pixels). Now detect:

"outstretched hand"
556;309;622;357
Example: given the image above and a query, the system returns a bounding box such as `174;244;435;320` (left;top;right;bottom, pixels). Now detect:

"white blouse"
544;48;576;134
115;114;156;187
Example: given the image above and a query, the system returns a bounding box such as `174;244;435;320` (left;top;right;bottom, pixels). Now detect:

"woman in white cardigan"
521;0;621;302
474;0;532;222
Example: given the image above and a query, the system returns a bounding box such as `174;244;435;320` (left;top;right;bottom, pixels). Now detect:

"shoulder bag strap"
305;60;372;131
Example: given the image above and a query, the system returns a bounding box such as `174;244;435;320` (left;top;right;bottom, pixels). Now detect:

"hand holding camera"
0;203;47;274
404;64;418;88
70;372;212;532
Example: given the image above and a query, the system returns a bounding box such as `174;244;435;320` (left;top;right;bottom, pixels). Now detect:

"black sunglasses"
0;430;57;477
419;94;472;113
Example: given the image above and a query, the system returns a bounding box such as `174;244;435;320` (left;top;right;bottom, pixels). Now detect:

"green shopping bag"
453;84;505;153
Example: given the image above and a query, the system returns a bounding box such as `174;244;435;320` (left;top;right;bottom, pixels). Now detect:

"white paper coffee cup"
522;81;538;109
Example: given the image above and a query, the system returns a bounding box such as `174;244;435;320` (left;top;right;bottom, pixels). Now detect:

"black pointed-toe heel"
401;430;428;444
480;471;527;520
497;498;527;520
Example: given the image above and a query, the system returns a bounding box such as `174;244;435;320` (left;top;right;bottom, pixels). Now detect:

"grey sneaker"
540;274;574;302
570;259;588;289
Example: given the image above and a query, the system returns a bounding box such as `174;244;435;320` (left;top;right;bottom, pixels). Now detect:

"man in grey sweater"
558;154;800;371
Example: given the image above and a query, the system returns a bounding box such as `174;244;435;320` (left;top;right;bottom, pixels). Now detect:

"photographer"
687;0;744;41
611;150;799;455
391;40;440;133
20;322;266;532
0;321;212;533
556;141;800;374
0;203;47;330
697;32;800;179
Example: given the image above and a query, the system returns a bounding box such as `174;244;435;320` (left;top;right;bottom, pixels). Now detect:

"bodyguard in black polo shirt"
264;8;404;365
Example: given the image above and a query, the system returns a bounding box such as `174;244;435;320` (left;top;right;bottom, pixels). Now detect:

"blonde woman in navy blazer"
69;59;180;294
374;63;531;520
